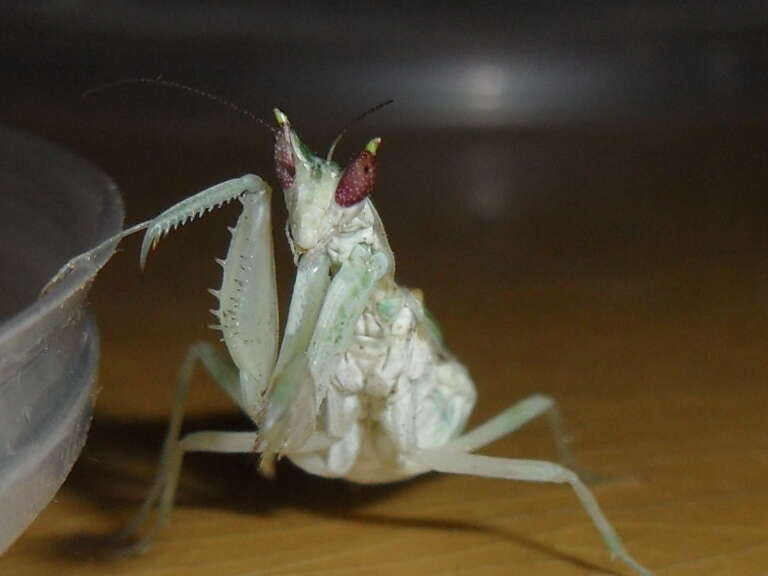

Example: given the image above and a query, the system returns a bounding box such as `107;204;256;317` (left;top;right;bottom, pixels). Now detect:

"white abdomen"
289;287;476;483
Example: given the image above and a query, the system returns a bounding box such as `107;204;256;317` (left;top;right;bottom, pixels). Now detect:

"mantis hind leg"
445;394;583;474
118;341;257;554
409;449;652;576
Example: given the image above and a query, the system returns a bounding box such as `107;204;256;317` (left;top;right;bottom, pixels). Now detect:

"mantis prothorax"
51;109;652;575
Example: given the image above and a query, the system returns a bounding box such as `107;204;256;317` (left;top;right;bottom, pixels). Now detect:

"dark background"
3;1;767;297
4;1;768;128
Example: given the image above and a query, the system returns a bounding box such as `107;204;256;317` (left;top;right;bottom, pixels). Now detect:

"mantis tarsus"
52;109;652;575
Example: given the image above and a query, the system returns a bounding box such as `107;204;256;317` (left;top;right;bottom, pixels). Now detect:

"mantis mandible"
51;108;652;575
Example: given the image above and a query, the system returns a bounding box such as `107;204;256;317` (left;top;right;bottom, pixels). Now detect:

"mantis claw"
139;175;268;269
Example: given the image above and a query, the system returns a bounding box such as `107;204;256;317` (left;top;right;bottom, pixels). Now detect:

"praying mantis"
50;107;652;575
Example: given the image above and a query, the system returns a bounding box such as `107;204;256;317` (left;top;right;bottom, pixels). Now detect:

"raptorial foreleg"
139;174;267;269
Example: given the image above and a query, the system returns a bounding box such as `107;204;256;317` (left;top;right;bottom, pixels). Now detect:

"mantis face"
273;108;380;253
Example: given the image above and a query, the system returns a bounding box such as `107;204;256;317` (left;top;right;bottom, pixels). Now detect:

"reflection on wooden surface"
3;122;768;574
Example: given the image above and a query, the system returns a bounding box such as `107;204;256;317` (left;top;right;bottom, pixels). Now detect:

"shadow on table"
42;413;622;574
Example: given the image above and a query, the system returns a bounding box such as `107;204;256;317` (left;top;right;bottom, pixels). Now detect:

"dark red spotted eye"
274;123;295;190
335;138;381;207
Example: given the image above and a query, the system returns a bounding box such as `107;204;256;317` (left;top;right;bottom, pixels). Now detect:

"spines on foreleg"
212;189;278;412
139;174;265;269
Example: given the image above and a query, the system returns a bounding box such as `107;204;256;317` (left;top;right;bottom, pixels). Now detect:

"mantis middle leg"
119;340;257;553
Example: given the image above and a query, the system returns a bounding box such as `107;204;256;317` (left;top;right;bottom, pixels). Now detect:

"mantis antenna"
83;76;276;134
326;99;394;162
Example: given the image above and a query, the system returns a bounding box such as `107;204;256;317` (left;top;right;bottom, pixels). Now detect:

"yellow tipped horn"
365;137;381;155
273;108;289;126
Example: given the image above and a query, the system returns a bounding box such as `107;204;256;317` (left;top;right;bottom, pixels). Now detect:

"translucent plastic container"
0;124;123;553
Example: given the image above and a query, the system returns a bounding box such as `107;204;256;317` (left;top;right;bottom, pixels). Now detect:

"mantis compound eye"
335;138;380;207
273;110;295;190
274;125;295;190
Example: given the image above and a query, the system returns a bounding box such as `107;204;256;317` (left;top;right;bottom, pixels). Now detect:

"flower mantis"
50;108;652;575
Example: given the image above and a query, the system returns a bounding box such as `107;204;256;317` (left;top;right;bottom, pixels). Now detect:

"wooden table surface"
2;121;768;575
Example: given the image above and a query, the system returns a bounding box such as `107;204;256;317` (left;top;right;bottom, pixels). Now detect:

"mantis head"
273;108;380;253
